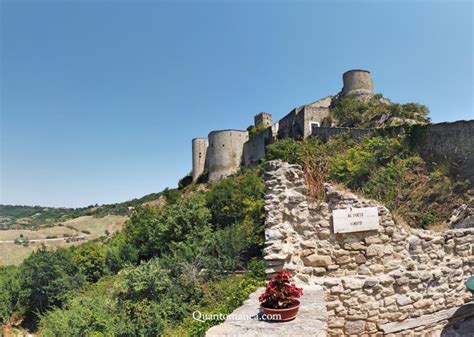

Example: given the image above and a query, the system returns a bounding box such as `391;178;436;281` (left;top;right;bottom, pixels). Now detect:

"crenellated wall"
263;160;474;335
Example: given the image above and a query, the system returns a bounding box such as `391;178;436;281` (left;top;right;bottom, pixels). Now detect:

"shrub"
0;266;21;325
125;193;211;259
18;246;86;315
330;96;430;127
247;123;267;138
73;242;109;283
329;136;405;189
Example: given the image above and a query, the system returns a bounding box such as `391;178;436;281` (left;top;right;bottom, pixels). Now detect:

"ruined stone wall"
264;160;474;335
418;121;474;185
310;121;474;186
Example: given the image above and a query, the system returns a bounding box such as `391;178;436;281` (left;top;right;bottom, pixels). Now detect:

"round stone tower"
192;138;208;182
342;69;374;98
207;130;249;182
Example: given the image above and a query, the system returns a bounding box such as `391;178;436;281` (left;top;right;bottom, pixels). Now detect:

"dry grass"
301;147;328;202
0;215;127;266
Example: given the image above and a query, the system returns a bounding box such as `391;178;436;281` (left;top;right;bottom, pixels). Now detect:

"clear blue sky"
1;0;473;207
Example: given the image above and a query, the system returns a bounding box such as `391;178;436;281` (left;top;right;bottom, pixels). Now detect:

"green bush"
329;136;405;189
18;246;86;316
125;193;211;259
0;266;21;325
247;122;267;138
106;232;139;273
72;242;109;283
330;96;430;127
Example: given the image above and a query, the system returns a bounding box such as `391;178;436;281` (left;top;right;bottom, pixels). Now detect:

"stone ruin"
263;160;474;335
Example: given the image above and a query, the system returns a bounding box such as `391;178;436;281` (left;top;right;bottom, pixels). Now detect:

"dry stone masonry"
264;160;474;335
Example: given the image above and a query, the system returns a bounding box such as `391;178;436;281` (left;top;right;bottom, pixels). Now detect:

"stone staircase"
206;285;327;337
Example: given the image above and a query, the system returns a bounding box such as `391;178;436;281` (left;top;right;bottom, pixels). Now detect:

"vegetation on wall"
266;132;470;229
247;122;268;138
328;95;430;128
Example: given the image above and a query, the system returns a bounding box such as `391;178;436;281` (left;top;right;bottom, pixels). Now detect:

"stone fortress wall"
191;138;208;182
190;70;370;183
309;121;474;184
263;160;474;335
207;130;248;182
191;70;474;186
342;69;374;98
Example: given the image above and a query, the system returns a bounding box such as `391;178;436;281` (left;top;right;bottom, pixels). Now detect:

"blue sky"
1;0;473;207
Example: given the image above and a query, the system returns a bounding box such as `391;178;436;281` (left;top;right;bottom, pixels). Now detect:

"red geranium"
259;270;303;309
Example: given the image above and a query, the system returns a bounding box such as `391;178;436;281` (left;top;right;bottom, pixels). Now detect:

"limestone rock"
302;254;332;267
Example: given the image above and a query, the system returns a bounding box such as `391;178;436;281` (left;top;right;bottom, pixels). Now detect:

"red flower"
258;269;303;309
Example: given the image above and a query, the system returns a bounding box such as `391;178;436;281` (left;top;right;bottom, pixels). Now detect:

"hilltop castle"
191;70;375;182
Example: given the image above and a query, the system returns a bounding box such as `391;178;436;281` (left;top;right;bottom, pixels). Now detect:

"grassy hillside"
0;191;164;230
0;166;266;336
0;215;127;266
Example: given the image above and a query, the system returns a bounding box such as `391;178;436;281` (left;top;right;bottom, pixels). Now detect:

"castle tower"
254;112;272;128
341;69;374;98
207;130;248;182
192;138;208;182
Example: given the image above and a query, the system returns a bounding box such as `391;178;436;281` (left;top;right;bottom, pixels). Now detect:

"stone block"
302;254;332;267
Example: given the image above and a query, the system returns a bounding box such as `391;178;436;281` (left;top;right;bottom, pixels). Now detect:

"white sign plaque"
332;207;380;233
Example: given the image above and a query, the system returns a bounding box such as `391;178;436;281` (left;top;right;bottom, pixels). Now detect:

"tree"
125;194;211;259
18;246;85;315
72;242;108;283
0;266;21;325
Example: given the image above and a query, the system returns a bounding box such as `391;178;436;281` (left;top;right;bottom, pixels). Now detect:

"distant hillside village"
191;70;473;186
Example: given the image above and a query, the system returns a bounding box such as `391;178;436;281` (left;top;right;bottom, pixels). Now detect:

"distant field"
0;215;127;266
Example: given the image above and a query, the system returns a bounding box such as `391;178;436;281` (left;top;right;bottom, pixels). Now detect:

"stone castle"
191;70;474;186
192;69;375;182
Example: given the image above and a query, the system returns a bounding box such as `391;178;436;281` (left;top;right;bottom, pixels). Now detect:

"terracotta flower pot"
2;323;11;337
260;299;301;321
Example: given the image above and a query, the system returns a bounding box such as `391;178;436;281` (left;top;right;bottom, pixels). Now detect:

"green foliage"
18;246;86;315
265;138;305;164
329;136;406;189
203;224;248;272
247;122;268;138
0;266;21;324
72;242;108;283
125;194;211;259
266;134;469;229
39;293;117;336
163;274;264;337
206;167;264;229
330;96;430;127
205;167;265;256
106;232;139;273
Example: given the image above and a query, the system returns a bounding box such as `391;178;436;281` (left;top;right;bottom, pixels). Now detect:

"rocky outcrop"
448;193;474;229
264;160;474;335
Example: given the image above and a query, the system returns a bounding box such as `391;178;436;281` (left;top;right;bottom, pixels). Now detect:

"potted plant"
258;270;303;321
